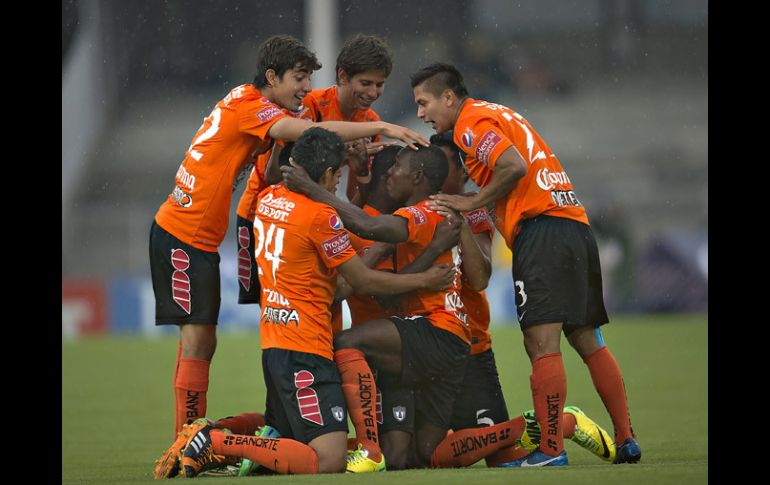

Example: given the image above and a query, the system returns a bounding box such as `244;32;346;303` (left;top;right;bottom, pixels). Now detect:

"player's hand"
422;263;456;291
344;138;369;175
281;159;317;195
428;193;479;213
365;140;399;155
380;122;429;150
428;215;462;254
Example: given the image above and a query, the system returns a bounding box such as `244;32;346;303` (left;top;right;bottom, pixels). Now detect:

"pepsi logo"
329;214;343;230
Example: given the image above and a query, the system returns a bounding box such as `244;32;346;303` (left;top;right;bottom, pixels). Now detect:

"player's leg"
378;375;415;470
331;317;403;468
150;220;221;436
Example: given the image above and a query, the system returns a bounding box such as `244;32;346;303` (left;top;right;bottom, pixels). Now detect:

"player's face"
414;84;453;133
439;146;467;195
272;65;312;111
385;150;415;203
339;70;386;111
320;166;343;193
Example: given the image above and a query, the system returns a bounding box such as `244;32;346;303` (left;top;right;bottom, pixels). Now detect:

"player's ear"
265;69;277;87
443;89;454;106
337;68;349;85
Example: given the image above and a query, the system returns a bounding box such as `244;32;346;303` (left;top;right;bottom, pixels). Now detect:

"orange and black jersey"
155;84;289;252
453;98;588;250
460;207;494;355
236;85;381;221
392;200;470;345
255;184;357;360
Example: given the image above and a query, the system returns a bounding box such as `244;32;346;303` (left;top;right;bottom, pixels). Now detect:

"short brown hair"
335;34;393;83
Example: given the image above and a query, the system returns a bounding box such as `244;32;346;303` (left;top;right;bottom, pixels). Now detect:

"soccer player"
161;128;453;478
234;34;394;320
410;62;641;466
280;143;518;470
425;132;617;468
150;34;428;478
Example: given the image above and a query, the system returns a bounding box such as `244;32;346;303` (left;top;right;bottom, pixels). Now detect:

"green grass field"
62;314;707;484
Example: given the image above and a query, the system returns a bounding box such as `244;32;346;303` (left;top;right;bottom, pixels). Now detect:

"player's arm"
459;227;492;291
333;243;395;303
337;255;454;296
430;146;527;212
375;217;461;309
281;161;410;243
344;139;371;207
267;116;428;149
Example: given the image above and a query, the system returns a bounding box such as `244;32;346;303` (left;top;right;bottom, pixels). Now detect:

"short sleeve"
310;207;357;269
463;207;492;235
392;206;432;246
454;118;513;170
238;97;289;140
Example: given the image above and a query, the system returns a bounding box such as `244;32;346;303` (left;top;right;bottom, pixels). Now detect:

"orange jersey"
453;99;589;250
346;205;395;325
460;207;494;355
155;84;289;252
236;85;381;221
255;184;357;360
392;200;471;344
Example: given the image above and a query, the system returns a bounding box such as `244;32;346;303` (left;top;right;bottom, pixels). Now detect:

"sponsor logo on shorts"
329;214;343;230
294;370;323;425
535;168;572;191
322;231;351;259
171;186;193;208
405;206;426;225
256;105;283;122
461;127;476;149
475;130;503;165
331;406;345;422
237;227;252;291
170;249;191;314
393;406;406;422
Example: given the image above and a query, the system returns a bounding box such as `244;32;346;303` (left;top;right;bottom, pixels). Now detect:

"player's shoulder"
397;200;439;226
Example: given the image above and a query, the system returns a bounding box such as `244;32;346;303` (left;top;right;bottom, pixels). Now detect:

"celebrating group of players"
150;33;641;479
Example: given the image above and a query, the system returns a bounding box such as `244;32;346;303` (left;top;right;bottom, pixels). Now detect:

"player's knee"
180;326;217;360
333;330;362;351
382;442;409;470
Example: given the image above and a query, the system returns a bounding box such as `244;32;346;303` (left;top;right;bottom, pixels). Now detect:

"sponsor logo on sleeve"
463;208;488;228
405;206;426;225
329;214;343;230
322;231;351;259
461;127;476;149
476;129;503;165
256;105;284;122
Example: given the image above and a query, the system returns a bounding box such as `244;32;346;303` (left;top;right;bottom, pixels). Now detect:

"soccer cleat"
181;421;236;477
346;444;386;473
613;437;642;464
563;406;616;462
237;425;282;477
519;409;540;452
198;465;240;477
498;449;568;468
153;419;209;479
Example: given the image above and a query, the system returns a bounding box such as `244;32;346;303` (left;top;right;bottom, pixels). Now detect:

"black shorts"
390;316;470;429
449;349;510;430
262;348;349;444
512;215;609;335
377;373;415;434
235;216;261;304
149;220;221;325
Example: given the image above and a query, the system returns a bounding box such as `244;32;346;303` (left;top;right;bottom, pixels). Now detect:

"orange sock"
210;430;318;474
214;413;266;435
172;340;182;437
485;445;529;467
430;416;525;468
175;358;210;433
584;346;634;443
530;352;567;456
333;349;381;462
562;412;576;439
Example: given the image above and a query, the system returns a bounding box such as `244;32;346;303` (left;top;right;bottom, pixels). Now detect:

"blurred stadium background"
61;0;707;339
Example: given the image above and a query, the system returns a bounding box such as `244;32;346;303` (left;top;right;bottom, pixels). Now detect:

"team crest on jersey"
461;127;476;149
331;406;345;422
329;214;343;230
393;406;406;422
